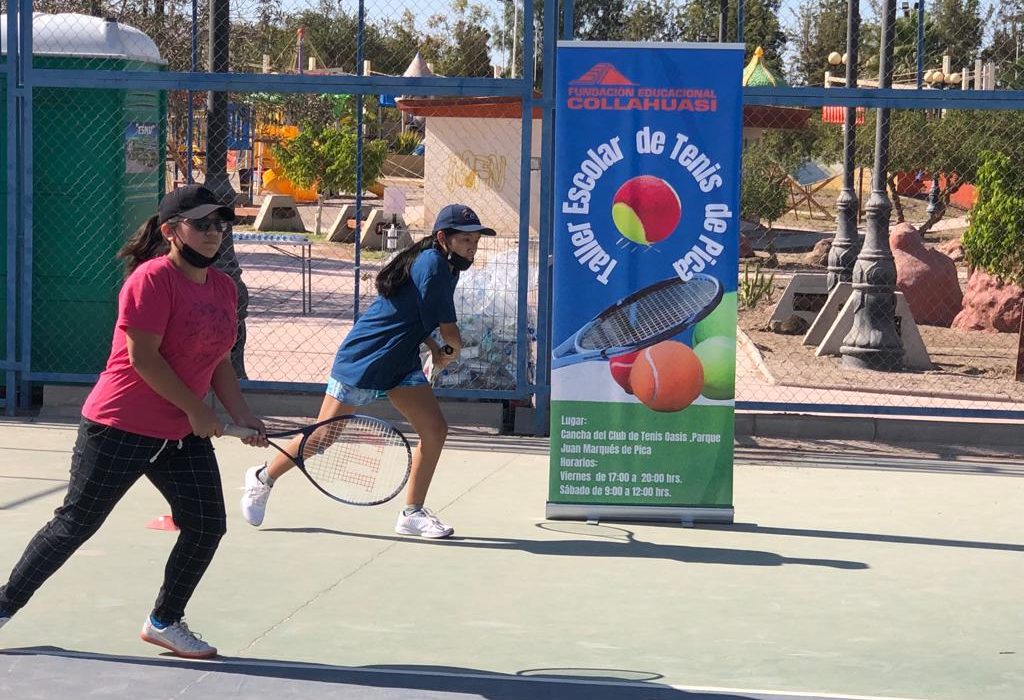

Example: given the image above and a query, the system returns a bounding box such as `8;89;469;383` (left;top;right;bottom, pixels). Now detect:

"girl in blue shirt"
240;204;495;538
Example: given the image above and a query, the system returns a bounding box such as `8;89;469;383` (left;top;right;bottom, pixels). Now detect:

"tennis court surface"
1;420;1021;700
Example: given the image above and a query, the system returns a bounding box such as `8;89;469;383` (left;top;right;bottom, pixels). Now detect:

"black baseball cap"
432;204;496;236
158;185;236;225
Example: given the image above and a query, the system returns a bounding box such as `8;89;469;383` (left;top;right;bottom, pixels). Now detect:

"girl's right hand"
432;344;458;371
187;403;224;438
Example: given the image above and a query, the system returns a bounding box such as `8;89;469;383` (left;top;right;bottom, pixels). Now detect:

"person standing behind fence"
213;218;251;380
0;185;267;659
240;203;495;538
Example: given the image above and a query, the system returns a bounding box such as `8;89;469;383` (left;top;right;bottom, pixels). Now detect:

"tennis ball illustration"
611;175;681;246
692;335;736;400
630;340;704;412
608;350;641;394
693;291;737;346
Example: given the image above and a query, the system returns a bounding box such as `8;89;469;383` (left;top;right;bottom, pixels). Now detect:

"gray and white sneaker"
240;465;272;526
395;507;454;539
140;618;217;659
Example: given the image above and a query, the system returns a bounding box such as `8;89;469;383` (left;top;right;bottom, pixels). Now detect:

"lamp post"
840;0;904;371
826;0;862;292
923;65;959;217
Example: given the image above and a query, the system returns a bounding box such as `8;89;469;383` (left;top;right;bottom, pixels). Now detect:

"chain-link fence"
737;105;1024;415
730;0;1024;419
4;0;1024;426
2;0;539;417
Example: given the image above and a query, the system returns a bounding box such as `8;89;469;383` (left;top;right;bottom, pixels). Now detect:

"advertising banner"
547;42;745;523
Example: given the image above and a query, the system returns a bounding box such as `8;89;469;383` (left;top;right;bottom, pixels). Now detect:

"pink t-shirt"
82;256;238;440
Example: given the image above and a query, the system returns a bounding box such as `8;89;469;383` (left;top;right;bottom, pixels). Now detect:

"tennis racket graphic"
225;415;412;506
551;273;723;369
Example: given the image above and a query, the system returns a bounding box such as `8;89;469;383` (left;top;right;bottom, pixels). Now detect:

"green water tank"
2;13;166;378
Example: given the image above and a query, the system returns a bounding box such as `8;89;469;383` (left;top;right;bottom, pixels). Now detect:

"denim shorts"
325;368;428;406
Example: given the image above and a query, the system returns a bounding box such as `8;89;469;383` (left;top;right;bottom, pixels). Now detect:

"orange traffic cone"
146;515;179;531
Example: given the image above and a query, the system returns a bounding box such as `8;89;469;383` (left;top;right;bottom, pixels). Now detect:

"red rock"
952;268;1024;333
935;237;963;263
804;237;832;267
889;222;963;327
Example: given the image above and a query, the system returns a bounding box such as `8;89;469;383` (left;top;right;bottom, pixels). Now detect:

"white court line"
0;648;932;700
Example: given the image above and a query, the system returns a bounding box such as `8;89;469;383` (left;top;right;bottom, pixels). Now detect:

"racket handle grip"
224;424;259;439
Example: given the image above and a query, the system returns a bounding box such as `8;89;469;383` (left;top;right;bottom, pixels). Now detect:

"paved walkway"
1;419;1021;700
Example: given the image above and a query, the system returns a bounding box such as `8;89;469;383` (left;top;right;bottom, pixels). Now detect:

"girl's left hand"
235;414;269;447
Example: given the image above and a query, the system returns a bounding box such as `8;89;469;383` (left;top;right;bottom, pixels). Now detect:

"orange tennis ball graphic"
611;175;682;245
630;340;704;412
608;350;641;394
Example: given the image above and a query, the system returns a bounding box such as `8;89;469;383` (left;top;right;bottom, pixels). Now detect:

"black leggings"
0;419;227;622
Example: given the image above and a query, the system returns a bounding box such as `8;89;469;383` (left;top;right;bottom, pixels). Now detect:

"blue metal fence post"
353;0;366;321
513;0;536;430
5;0;21;414
187;0;198;184
531;0;565;436
17;0;33;410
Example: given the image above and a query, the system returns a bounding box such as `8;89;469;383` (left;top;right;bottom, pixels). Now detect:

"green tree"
741;120;839;263
623;0;684;42
573;0;630;40
273;123;388;236
931;0;986;68
961;151;1024;286
422;0;495;77
676;0;787;74
790;0;849;86
374;11;428;76
983;3;1024;88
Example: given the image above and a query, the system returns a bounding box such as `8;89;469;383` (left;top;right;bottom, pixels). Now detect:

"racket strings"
580;278;719;350
300;418;409;503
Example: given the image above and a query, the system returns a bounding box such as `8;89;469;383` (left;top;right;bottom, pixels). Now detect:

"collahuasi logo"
567;63;718;113
571;63;635;86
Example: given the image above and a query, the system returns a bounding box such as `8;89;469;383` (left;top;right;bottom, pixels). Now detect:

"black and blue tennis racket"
551;273;722;369
226;415;412;506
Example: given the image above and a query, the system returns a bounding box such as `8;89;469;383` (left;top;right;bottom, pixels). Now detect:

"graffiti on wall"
446;150;508;192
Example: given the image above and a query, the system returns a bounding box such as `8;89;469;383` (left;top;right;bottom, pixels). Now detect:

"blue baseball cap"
432;204;496;236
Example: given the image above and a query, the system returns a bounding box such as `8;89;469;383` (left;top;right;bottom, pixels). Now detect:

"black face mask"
435;236;473;272
448;252;473;272
175;238;220;268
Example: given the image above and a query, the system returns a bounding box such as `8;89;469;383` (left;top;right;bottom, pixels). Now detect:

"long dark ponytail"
375;234;439;297
117;214;169;276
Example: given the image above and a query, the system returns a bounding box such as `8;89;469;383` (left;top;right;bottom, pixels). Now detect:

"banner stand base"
545;503;734;525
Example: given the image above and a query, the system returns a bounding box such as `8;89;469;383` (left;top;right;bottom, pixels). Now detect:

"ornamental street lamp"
840;0;905;371
826;1;863;292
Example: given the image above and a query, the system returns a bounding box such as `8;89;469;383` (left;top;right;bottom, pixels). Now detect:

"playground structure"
168;105;321;203
254;123;319;203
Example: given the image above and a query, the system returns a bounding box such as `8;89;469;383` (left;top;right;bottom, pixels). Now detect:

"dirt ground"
738;215;1024;404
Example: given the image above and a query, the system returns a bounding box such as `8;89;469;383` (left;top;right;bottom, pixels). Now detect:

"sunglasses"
178;217;231;234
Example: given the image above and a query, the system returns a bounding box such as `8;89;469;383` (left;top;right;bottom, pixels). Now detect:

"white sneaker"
240;465;272;526
395;507;454;539
140;618;217;659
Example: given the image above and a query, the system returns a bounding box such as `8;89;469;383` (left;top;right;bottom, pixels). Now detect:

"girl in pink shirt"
0;186;267;659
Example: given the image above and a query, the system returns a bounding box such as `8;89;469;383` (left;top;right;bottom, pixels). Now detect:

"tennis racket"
225;415;412;506
551;273;723;369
